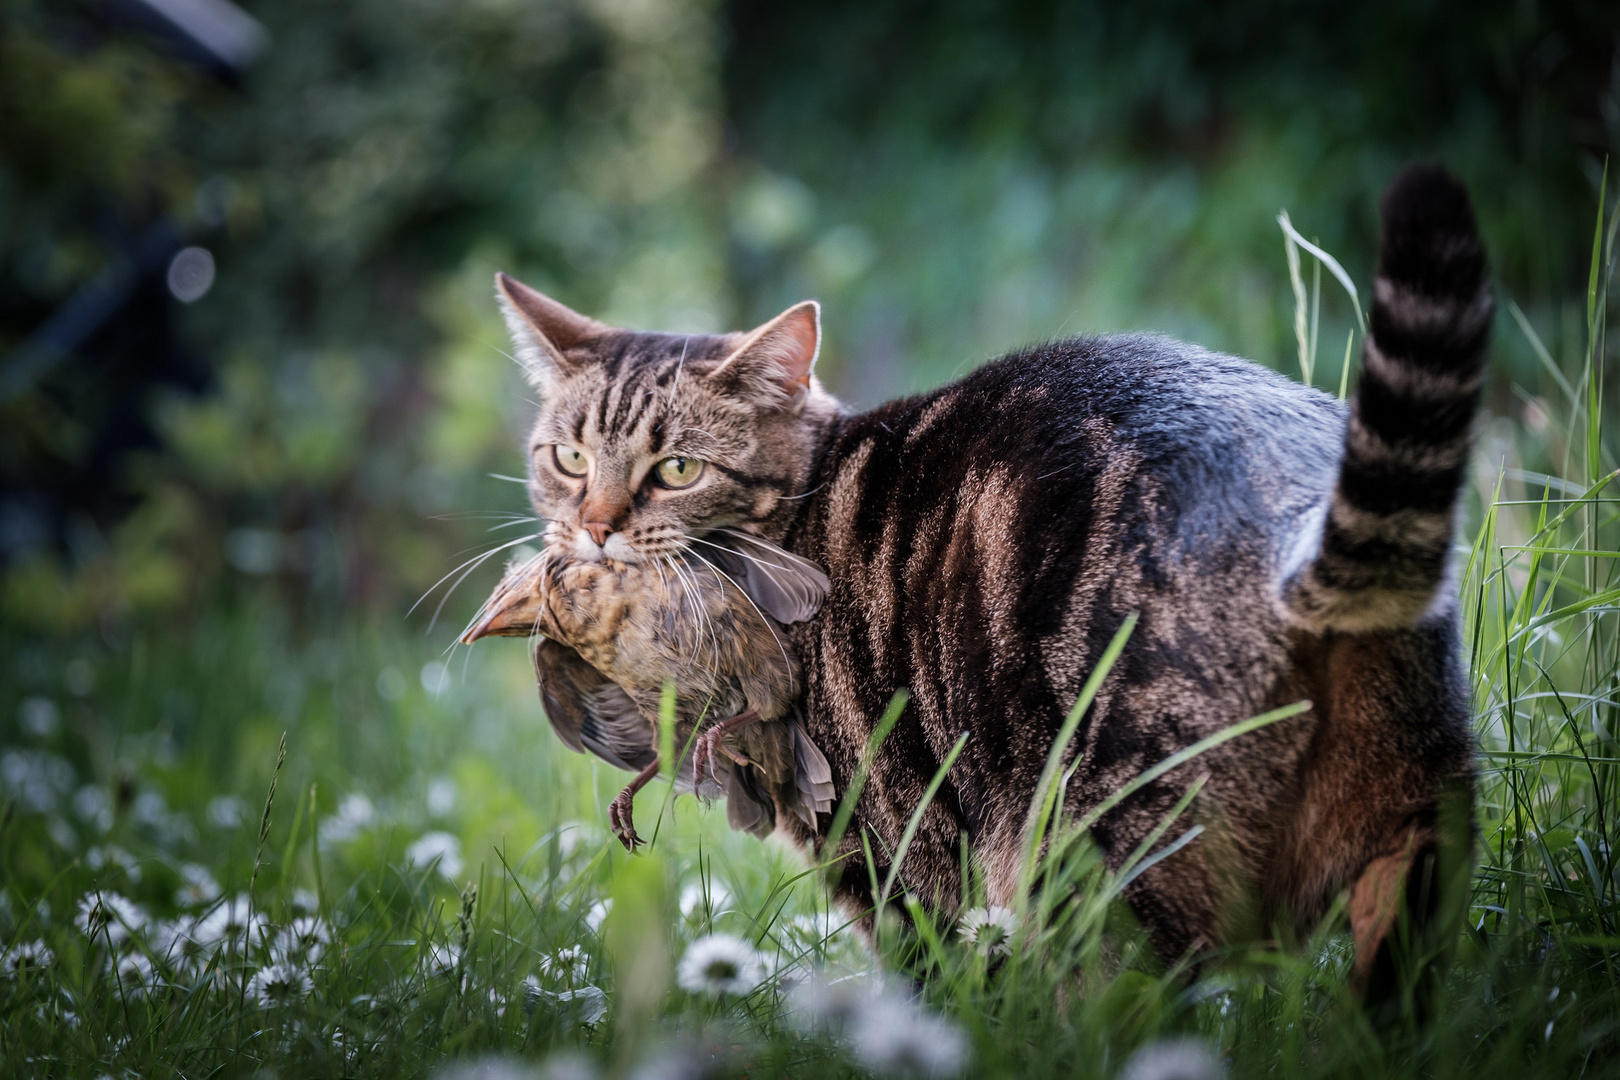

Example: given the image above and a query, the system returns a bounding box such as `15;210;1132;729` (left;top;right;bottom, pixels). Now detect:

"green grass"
3;212;1619;1080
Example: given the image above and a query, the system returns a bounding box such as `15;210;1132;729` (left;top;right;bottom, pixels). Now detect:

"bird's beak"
459;577;545;643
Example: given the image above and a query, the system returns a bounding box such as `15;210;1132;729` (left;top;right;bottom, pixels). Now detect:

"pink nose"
583;522;612;546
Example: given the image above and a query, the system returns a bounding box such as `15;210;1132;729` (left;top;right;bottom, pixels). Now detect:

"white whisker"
667;555;714;671
688;534;793;574
682;543;791;672
413;533;542;636
667;336;690;412
409;533;539;619
777;484;825;501
487;516;543;533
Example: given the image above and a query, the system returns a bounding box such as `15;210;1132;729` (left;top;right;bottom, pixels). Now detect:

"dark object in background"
0;0;262;565
100;0;266;82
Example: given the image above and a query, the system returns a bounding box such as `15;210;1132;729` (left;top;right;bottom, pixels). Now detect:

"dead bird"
462;537;835;849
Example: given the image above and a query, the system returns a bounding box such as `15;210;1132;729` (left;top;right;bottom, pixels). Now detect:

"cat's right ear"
495;272;606;389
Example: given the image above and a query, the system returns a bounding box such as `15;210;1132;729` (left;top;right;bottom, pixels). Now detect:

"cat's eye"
552;446;589;478
654;456;705;489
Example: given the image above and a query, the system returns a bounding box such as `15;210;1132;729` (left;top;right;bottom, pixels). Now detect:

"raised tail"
1282;164;1493;633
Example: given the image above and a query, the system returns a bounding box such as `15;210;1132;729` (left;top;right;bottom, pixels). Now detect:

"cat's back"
806;334;1346;602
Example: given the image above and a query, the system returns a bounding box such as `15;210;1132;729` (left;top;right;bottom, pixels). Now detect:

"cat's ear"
707;300;821;410
495;272;607;389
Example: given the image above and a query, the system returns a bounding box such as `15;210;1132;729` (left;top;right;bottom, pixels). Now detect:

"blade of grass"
821;689;910;866
879;729;971;917
1016;614;1138;908
1338;329;1354;401
1069;700;1310;839
1278;210;1367;334
1508;298;1576;408
1282;212;1311;385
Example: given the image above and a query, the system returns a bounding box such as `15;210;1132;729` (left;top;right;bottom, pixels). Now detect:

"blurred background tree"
0;0;1615;634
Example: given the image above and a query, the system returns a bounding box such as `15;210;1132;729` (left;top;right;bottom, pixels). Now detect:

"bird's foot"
692;726;729;789
607;758;661;851
608;788;642;850
692;709;762;788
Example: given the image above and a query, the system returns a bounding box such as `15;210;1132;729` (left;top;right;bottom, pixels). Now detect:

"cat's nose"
582;521;612;547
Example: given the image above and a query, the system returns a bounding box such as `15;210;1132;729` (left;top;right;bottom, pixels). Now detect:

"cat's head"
496;273;842;568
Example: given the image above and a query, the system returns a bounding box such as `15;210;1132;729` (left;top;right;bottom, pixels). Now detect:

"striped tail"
1282;164;1493;633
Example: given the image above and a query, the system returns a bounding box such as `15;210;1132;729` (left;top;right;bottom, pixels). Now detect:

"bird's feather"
791;718;836;826
532;638;654;772
704;532;830;625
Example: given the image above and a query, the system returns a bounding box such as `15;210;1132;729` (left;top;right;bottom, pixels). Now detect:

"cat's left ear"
708;300;820;411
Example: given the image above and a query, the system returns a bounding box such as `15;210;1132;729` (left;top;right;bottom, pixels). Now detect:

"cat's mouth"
543;521;645;566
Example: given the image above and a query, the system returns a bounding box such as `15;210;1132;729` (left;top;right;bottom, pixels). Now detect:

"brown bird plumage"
463;543;835;848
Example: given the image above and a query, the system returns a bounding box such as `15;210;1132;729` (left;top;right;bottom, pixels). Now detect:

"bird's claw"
608;791;642;850
692;726;728;789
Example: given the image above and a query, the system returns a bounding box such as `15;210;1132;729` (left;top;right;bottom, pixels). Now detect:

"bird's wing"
790;718;837;827
532;638;655;773
725;762;776;838
702;533;830;625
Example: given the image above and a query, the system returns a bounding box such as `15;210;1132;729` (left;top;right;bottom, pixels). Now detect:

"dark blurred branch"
0;221;180;404
100;0;267;79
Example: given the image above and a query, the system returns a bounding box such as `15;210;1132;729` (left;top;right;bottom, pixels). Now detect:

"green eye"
655;456;705;489
553;446;589;477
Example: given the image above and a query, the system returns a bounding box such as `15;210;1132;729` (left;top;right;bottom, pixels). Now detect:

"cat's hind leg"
1282;625;1474;1016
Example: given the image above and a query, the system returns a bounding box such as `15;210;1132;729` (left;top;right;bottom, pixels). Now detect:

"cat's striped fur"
492;164;1489;999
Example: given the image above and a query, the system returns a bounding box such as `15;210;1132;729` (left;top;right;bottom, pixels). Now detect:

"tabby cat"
483;164;1490;998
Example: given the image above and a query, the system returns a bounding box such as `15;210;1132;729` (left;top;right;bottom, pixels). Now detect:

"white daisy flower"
956;905;1016;957
208;795;247;830
2;939;54;976
1117;1038;1226;1080
175;863;222;907
194;894;268;950
290;888;321;915
36;1002;80;1028
406;831;464;880
625;1044;711;1080
675;933;765;998
537;1053;599;1080
427;940;462;977
75;891;146;945
435;1056;547;1080
86;846;142;882
0;748;74;814
272;916;332;967
319;793;375;844
678;882;733;920
248;962;312;1008
149;918;197;966
785;971;881;1034
847;993;968;1078
114;951;161;996
584;899;612;934
427;777;457;818
788;908;847;946
73;784;113;832
538;945;590;986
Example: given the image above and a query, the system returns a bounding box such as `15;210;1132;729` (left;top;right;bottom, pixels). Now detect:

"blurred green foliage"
725;0;1619;400
3;3;1620;1076
1;0;725;627
1;0;1615;630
